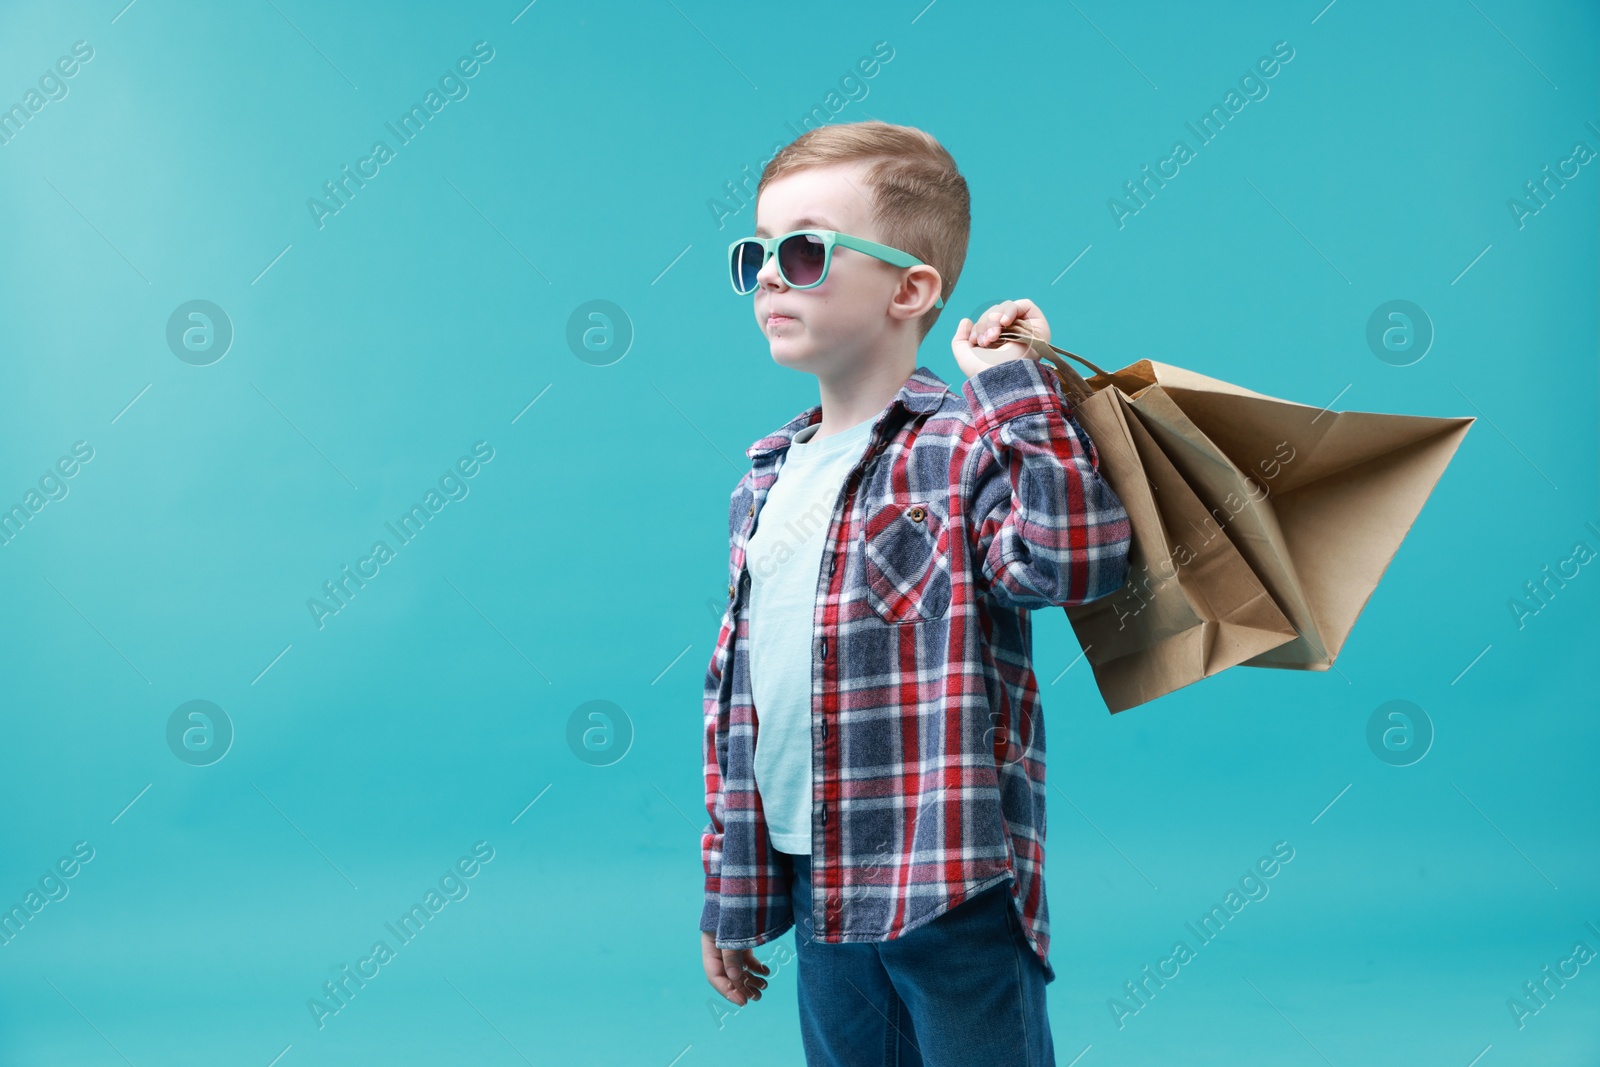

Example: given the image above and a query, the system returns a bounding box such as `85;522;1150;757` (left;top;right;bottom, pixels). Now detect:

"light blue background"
1;1;1595;1064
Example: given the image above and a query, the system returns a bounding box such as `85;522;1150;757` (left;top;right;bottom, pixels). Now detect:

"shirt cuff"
961;356;1068;438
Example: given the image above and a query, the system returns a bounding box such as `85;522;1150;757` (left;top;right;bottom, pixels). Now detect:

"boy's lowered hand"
702;930;770;1006
952;298;1051;379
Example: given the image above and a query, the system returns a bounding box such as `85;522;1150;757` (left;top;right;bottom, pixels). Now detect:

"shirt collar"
744;365;951;460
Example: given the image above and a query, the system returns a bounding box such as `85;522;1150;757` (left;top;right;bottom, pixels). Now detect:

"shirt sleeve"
960;356;1133;611
700;619;730;933
700;472;747;935
700;700;727;934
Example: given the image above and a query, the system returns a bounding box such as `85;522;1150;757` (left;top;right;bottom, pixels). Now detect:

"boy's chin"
769;341;818;369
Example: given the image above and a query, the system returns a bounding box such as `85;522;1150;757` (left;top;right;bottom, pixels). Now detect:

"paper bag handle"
990;327;1109;405
991;327;1110;377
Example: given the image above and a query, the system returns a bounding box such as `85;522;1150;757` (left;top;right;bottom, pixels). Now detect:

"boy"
699;120;1132;1064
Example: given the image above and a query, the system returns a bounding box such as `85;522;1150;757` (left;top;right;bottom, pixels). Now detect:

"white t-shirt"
747;414;875;855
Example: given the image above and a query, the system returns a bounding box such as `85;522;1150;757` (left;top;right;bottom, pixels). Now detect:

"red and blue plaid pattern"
701;356;1132;983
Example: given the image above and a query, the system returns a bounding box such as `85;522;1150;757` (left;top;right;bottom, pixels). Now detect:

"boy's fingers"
723;951;768;993
716;968;747;1004
1010;299;1050;342
702;936;742;1004
702;935;761;1005
726;949;767;1000
976;302;1022;346
710;969;744;1005
951;319;976;361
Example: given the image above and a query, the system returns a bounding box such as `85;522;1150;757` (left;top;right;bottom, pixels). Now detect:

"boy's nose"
756;252;785;290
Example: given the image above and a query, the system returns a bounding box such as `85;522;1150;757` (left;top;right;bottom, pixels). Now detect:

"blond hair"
759;121;970;342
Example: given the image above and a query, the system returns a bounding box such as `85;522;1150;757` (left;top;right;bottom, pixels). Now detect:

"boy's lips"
766;312;798;329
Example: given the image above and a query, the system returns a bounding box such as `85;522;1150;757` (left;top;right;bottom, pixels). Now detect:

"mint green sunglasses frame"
727;229;945;309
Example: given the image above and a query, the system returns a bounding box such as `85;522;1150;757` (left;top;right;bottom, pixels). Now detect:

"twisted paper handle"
991;326;1110;405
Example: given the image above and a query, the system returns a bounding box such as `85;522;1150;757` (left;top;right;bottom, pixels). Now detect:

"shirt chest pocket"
862;499;952;625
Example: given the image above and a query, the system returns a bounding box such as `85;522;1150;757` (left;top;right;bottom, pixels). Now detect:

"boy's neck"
811;351;918;442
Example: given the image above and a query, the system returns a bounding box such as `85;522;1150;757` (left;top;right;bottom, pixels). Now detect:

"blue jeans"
784;850;1055;1067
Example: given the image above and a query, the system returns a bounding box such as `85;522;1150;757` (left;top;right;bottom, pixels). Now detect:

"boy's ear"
889;265;943;321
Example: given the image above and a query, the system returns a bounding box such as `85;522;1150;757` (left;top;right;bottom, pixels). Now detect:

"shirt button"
820;637;827;659
820;718;828;739
908;506;926;523
728;584;736;600
820;802;828;824
748;504;755;516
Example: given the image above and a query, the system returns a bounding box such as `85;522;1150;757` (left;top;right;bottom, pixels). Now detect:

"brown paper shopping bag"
996;334;1298;711
995;328;1474;712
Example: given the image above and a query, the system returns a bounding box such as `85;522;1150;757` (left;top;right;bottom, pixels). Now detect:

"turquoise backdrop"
0;1;1595;1064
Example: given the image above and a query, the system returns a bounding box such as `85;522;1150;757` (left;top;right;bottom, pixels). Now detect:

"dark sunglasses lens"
732;241;765;293
778;233;827;287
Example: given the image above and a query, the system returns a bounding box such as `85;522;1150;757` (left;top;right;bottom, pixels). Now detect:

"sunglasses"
727;229;945;309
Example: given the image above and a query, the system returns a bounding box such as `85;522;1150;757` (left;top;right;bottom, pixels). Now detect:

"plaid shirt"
700;355;1132;983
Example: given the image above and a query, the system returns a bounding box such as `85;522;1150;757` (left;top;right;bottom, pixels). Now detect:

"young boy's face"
750;161;930;375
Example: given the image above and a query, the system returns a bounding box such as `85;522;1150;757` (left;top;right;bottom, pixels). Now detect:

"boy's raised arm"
959;353;1133;612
